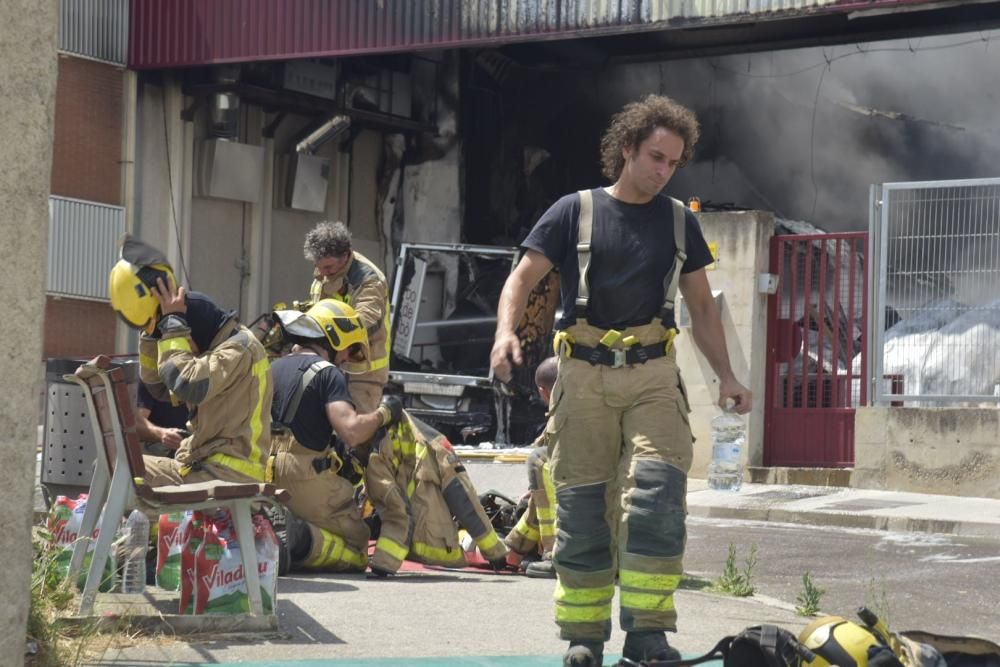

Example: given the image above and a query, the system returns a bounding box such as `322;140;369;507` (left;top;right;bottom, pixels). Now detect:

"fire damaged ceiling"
491;1;1000;68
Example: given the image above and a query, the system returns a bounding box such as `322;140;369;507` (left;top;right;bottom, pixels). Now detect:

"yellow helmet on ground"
108;235;176;334
800;616;881;667
273;299;370;374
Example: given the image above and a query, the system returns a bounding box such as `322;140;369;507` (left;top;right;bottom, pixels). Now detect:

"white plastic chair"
64;355;289;617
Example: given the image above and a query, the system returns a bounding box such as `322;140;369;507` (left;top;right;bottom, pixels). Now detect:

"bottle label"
711;444;741;463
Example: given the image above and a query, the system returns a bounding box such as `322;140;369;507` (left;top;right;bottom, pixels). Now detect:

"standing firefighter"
268;300;403;572
503;356;559;578
304;221;390;413
109;235;273;487
490;95;752;667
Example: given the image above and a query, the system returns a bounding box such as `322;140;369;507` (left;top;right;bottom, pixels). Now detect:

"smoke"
594;30;1000;233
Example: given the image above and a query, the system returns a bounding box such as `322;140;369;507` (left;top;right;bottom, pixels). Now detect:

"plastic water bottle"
708;410;745;491
121;510;150;594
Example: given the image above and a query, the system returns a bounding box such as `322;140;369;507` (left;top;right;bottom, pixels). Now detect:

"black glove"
376;395;404;428
489;556;511;572
156;313;190;337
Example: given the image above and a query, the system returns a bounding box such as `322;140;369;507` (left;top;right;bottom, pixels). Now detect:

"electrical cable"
161;84;191;287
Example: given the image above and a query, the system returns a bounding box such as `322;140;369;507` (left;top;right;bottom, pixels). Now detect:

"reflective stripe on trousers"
549;322;692;641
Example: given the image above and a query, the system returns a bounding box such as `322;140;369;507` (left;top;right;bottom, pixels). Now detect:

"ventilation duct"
209;92;240;139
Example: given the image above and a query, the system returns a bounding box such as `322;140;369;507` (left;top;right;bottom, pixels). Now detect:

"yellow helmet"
108;235;176;334
273;299;370;374
800;616;881;667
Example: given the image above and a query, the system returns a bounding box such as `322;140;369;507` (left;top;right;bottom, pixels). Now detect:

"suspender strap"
659;197;688;326
279;360;333;425
574;189;594;318
574;190;689;326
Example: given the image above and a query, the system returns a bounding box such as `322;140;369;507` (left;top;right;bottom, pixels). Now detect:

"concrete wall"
854;407;1000;498
0;0;58;658
675;210;774;479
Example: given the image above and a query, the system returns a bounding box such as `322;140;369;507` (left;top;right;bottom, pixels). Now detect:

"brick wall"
50;55;123;205
46;54;125;360
43;297;117;359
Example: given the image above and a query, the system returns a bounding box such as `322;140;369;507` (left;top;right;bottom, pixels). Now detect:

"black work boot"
563;640;604;667
622;631;681;662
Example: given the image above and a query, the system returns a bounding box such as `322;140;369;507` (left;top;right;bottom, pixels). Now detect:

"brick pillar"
0;0;58;659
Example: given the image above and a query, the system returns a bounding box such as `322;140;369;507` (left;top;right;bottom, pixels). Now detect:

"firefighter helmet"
108;235;176;335
274;299;370;374
799;616;881;667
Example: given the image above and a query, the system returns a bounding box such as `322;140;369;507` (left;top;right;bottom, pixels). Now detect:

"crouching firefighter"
268;299;403;572
366;413;509;576
491;95;752;667
504;356;559;578
109;234;273;487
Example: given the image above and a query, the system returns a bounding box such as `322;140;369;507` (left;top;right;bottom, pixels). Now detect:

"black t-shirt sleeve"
314;366;354;409
521;193;579;267
681;210;715;274
136;382;156;411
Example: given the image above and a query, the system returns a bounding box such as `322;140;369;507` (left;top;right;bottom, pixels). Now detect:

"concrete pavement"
75;460;1000;666
685;478;1000;540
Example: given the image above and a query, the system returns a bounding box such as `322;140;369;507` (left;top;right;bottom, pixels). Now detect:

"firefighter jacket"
139;315;273;482
309;250;391;387
366;412;508;572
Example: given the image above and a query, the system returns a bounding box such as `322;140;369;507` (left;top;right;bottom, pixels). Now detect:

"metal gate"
764;232;868;467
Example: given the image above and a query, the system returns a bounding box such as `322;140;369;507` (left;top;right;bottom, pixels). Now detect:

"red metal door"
764;233;868;467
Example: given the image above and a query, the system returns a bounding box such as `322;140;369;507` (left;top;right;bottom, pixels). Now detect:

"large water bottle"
121;510;150;594
708;409;745;491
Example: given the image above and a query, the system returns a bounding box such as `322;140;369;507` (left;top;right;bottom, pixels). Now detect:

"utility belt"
311;443;365;487
265;432;365;487
179;450;267;482
554;327;677;369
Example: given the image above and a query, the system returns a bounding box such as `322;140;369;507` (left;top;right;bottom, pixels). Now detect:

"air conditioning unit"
194;139;265;203
275;153;330;213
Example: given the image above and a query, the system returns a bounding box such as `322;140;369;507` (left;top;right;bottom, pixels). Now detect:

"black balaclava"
183;291;237;352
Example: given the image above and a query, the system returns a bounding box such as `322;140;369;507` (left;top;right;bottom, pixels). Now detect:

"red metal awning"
128;0;960;70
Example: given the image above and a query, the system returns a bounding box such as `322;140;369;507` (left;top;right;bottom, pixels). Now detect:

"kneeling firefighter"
366;413;510;576
268;299;402;572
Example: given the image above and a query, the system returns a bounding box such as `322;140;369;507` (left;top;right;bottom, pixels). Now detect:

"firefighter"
366;412;510;576
304;221;390;413
135;381;189;458
503;356;558;578
109;235;273;487
268;300;403;572
490;95;752;666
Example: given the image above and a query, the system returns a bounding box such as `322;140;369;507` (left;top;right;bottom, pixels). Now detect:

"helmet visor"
273;309;326;341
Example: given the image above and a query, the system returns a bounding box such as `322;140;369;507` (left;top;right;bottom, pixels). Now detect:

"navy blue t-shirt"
522;188;714;330
136;382;189;431
270;353;354;452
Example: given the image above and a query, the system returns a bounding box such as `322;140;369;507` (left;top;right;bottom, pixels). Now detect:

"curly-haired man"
491;95;752;666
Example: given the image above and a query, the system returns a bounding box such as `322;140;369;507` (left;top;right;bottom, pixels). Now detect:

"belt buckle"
611;348;627;369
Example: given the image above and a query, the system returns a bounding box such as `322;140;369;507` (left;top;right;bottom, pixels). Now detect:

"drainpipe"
116;68;138;353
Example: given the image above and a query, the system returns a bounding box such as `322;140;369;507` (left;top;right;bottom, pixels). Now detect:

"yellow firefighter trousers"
271;433;369;571
505;444;557;558
549;321;693;642
366;415;508;572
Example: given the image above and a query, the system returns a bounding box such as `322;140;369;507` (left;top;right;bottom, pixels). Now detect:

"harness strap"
660;197;688;325
574;189;689;327
279;360;333;425
575;188;594;314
